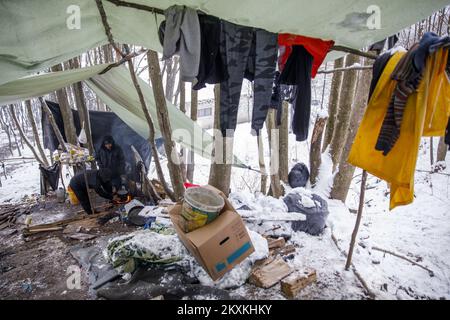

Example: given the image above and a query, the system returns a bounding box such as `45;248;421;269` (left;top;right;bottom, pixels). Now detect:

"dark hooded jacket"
95;136;125;178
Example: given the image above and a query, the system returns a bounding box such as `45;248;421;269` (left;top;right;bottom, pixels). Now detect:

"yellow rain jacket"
348;48;450;210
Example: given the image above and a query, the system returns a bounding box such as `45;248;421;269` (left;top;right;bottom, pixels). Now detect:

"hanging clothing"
279;45;313;142
368;51;393;100
192;14;228;90
162;5;201;82
376;33;450;155
278;34;334;78
219;21;277;136
270;71;297;126
348;48;450;210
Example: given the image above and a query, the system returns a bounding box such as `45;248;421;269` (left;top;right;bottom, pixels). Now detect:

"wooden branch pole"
331;45;378;59
372;246;435;277
146;50;185;200
82;163;96;214
345;170;368;270
317;65;372;74
95;0;177;201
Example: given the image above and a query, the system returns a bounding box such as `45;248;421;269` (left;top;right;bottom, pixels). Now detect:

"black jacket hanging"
279;45;313;142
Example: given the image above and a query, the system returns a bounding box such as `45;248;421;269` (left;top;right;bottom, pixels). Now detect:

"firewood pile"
0;204;31;230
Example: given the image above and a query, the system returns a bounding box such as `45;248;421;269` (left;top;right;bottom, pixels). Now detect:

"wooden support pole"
345;169;368;270
331;45;378;59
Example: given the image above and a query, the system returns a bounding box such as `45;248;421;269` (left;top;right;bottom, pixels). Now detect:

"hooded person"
95;135;125;190
69;168;115;214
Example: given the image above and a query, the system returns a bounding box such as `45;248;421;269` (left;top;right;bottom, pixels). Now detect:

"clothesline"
104;0;378;60
317;65;372;74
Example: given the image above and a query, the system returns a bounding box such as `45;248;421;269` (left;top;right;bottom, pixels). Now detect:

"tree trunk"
179;80;187;181
120;48;176;201
51;64;78;145
328;54;360;170
266;109;283;198
279;101;289;183
323;57;345;152
8;105;46;166
0;109;14;156
208;84;232;195
164;56;178;103
69;57;96;160
309;115;328;185
437;136;448;162
186;88;198;182
257;133;268;195
430;137;434;166
25;100;49;166
330;62;372;201
39;97;68;152
147;50;185;200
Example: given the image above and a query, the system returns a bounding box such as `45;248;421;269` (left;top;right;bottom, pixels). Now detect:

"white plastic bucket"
181;187;225;232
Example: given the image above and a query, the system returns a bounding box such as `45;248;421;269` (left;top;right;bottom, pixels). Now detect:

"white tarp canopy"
0;63;248;166
0;0;448;85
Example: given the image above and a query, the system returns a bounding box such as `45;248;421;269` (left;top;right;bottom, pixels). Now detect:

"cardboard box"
169;186;254;281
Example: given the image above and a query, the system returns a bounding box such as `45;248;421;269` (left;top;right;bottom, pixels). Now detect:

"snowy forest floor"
0;123;449;300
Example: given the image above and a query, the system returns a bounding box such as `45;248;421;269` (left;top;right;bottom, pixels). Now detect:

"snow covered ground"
1;78;449;299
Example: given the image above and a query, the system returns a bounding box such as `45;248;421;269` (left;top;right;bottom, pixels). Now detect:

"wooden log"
267;237;286;250
281;268;317;298
273;244;296;257
249;257;293;289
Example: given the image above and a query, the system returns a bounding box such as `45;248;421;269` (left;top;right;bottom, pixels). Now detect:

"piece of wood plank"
281;268;317;298
25;226;64;234
249;257;293;289
267;237;286;250
272;244;296;257
67;233;97;241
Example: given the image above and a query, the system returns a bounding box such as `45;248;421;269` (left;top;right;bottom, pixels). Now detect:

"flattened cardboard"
169;186;254;281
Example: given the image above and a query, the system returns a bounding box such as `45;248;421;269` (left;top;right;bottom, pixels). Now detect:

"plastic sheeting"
42;100;156;180
0;0;448;85
0;64;245;165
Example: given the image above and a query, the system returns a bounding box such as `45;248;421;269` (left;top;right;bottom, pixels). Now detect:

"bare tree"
330;60;372;201
25;100;49;166
437;135;448;163
147;50;185;200
69;57;96;159
278;101;289;183
323;57;344;151
266;109;283;198
0;108;14;156
50;64;78;145
8;105;46;166
328;54;360;170
186;88;198;182
208;84;232;195
309;115;328;185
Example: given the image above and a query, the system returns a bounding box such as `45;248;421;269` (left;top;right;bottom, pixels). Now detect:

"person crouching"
69;168;115;214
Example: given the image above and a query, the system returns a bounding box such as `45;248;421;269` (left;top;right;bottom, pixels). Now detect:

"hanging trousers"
219;21;277;136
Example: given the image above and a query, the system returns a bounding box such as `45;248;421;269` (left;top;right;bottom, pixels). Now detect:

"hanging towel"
348;48;450;210
162;5;201;82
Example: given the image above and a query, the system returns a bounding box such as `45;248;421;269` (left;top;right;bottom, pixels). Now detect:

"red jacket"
278;34;334;78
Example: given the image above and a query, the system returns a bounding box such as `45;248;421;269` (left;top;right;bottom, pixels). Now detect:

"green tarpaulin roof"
0;0;448;85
